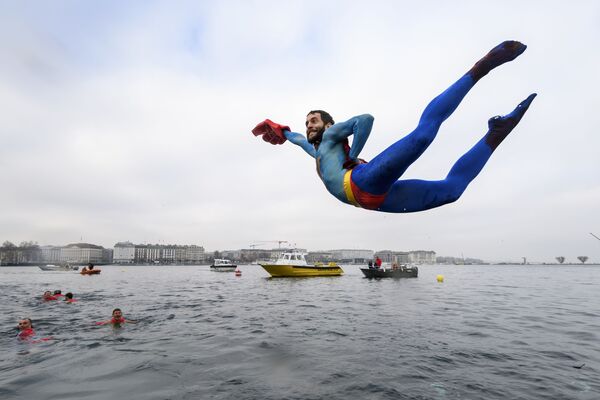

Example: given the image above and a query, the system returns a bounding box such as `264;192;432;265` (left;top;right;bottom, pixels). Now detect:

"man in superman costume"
252;41;536;213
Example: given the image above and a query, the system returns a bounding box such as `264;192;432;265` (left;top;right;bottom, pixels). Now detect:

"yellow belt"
343;169;361;208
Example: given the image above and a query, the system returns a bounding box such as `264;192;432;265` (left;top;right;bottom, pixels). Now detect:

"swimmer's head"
65;292;73;300
306;110;334;145
54;290;61;295
18;318;33;330
112;308;122;318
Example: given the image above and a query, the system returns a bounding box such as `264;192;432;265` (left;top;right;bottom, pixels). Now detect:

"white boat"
210;259;237;272
259;249;343;277
38;264;79;272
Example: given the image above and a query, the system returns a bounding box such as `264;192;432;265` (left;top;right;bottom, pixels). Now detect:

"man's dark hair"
307;110;335;126
65;292;73;299
112;308;121;315
54;290;61;295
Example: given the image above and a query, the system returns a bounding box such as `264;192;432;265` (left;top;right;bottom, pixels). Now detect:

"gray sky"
1;1;599;263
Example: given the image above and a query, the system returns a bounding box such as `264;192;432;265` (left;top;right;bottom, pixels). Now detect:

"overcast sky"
1;1;598;263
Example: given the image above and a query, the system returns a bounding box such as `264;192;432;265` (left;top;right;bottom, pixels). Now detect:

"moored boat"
260;250;343;277
360;264;418;279
210;259;237;272
39;264;79;272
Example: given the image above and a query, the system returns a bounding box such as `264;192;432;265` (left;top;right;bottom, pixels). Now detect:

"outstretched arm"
284;130;316;158
325;114;374;159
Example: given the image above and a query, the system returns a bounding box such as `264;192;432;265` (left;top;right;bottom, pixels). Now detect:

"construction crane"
249;240;289;249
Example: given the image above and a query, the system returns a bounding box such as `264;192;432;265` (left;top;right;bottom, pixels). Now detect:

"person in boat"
375;256;382;268
64;292;76;303
368;261;374;269
42;291;58;301
252;41;536;212
96;308;137;327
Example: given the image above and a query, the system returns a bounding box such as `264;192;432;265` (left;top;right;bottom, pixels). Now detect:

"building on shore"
374;250;409;265
114;242;206;264
306;251;334;263
328;249;374;264
408;250;436;264
40;246;62;264
61;243;109;264
374;250;436;265
114;242;135;264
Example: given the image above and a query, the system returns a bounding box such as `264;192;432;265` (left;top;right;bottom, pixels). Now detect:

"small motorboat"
360;264;418;279
39;264;79;272
210;259;237;272
260;250;343;277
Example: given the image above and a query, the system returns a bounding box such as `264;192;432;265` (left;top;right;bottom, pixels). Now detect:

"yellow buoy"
436;274;444;283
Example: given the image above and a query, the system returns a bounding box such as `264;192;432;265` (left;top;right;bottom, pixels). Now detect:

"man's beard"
307;126;326;145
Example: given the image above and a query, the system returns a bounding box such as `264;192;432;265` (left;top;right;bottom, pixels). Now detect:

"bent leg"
378;94;536;213
354;41;528;196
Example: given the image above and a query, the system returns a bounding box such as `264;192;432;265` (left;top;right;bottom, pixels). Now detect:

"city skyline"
1;237;594;265
1;2;599;264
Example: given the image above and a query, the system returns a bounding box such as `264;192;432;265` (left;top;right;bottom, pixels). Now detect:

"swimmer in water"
53;290;64;298
16;318;52;342
64;292;76;303
42;291;58;301
96;308;137;327
17;318;35;340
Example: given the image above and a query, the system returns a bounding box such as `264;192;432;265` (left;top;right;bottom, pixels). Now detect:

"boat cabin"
213;259;234;266
275;251;308;266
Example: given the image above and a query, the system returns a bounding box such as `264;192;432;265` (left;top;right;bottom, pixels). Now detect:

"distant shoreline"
2;263;600;267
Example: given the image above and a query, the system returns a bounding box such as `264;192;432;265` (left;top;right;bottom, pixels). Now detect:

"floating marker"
436;274;444;283
235;267;242;277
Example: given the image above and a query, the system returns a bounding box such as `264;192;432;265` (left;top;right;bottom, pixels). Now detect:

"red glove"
252;119;290;145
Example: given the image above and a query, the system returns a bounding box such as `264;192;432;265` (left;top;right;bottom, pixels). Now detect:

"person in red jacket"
375;256;382;268
17;318;35;340
96;308;137;327
42;291;58;301
64;292;77;303
16;318;52;342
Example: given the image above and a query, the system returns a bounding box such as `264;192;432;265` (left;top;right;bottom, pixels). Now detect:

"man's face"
18;319;31;331
306;113;330;144
113;310;123;319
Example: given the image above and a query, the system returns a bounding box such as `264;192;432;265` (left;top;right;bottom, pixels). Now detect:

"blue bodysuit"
280;41;536;213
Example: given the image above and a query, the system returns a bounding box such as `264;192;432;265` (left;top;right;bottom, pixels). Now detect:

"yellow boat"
260;250;343;277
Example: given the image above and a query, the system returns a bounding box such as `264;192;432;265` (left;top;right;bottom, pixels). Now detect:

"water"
1;264;599;399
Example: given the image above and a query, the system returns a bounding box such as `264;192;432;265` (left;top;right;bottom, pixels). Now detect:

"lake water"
1;264;599;399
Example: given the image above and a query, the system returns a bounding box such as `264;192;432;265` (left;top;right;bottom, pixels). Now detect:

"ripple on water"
2;264;600;400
